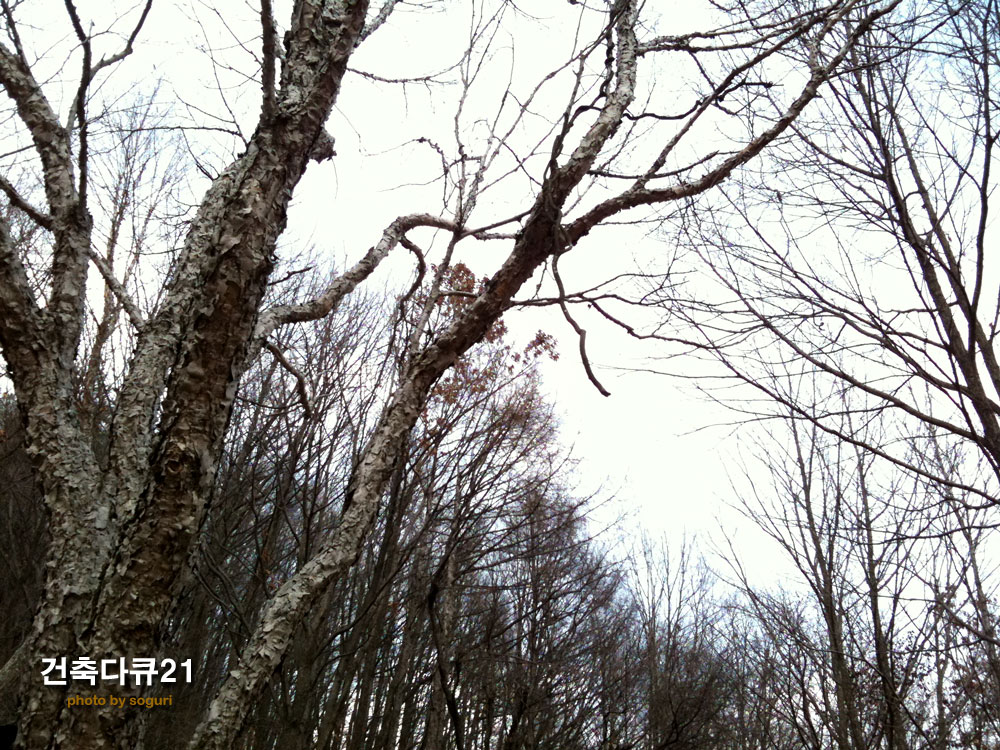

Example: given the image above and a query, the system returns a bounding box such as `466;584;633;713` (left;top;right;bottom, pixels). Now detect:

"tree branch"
88;0;154;79
86;249;144;330
264;340;314;419
260;0;277;122
0;174;52;229
552;253;610;396
0;43;75;212
357;0;403;46
63;0;92;207
0;36;89;365
566;0;904;244
253;213;458;347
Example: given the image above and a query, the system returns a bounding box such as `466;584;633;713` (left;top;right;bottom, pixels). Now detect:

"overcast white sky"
5;0;800;582
289;1;789;575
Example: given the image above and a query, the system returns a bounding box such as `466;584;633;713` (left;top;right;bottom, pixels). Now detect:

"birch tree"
0;0;898;747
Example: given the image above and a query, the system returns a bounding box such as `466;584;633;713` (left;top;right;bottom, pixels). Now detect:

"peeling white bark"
188;9;642;748
0;1;373;748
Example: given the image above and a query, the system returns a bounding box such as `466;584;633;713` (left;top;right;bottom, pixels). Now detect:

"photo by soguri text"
65;695;174;709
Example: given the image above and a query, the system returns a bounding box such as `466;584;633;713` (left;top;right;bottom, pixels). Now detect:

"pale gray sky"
7;0;800;582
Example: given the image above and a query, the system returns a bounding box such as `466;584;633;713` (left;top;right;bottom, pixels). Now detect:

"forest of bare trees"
0;0;998;748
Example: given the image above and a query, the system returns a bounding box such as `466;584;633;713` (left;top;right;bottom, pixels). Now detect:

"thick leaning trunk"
16;139;294;750
13;149;299;744
8;3;372;747
0;43;112;745
188;7;638;746
14;372;109;749
187;198;582;750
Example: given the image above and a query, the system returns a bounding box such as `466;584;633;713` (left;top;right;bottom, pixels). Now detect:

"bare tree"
652;4;1000;743
622;536;725;750
673;0;1000;504
721;400;1000;750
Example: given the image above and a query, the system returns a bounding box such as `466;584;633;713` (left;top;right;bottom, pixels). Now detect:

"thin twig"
264;341;314;419
86;249;144;329
552;253;610;396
